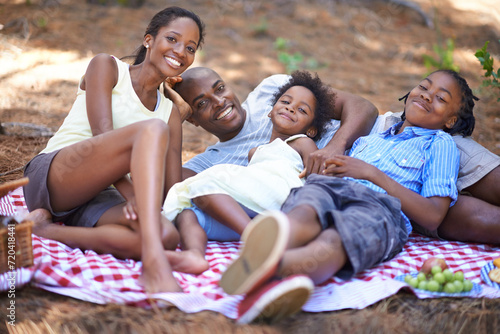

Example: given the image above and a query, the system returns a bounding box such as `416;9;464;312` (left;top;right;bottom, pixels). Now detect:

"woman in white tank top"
23;6;205;294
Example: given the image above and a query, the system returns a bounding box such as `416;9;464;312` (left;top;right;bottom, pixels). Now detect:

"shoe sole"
219;210;290;295
237;275;314;324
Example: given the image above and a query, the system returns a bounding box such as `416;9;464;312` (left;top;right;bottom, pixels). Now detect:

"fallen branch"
0;122;54;137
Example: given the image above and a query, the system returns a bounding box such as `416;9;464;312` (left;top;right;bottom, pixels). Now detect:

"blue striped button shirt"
348;122;460;234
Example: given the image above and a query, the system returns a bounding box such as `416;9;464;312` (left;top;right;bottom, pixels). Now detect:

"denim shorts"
23;151;125;227
281;174;408;280
185;203;258;242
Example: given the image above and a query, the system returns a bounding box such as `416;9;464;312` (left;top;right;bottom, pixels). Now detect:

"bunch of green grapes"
404;265;473;293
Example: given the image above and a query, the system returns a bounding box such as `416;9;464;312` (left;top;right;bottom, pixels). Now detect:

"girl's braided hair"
399;69;477;137
270;70;335;139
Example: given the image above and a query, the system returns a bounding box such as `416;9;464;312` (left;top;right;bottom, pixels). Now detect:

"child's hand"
322;155;376;181
123;198;138;221
304;146;346;176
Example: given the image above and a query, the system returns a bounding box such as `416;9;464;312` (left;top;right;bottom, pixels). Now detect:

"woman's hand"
164;76;183;87
163;77;193;122
123;198;138;221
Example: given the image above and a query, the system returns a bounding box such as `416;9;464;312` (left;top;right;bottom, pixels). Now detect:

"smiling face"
145;17;200;78
176;67;246;142
269;85;317;138
402;71;462;132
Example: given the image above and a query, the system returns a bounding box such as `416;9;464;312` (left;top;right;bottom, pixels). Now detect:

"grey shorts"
454;136;500;191
281;174;408;280
23;150;125;227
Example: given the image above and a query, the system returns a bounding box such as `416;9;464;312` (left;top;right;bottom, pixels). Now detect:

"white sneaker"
219;210;290;295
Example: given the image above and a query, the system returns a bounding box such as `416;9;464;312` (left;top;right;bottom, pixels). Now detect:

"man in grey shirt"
170;68;379;178
167;67;500;245
166;67;379;241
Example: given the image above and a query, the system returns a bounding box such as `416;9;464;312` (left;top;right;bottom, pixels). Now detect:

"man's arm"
182;167;197;180
327;88;379;151
304;89;378;175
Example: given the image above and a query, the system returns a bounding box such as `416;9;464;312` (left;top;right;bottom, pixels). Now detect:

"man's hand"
163;77;193;122
300;145;347;178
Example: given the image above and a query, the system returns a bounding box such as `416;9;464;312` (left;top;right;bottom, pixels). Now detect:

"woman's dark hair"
270;70;335;139
398;69;477;136
130;6;205;65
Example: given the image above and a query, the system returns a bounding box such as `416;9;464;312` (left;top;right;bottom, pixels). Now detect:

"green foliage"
422;37;459;74
35;16;48;28
422;3;459;74
475;40;500;101
277;52;304;73
251;18;268;36
273;37;322;74
273;37;289;51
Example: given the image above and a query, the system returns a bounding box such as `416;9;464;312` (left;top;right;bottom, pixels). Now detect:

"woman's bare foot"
25;208;53;235
165;249;210;275
140;251;183;294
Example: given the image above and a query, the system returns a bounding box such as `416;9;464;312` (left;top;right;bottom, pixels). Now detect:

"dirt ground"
0;0;500;333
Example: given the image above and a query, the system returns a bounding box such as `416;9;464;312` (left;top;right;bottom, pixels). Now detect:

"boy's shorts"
281;174;408;280
23;151;125;227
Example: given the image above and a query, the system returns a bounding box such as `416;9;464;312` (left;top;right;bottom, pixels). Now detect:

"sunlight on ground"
1;49;88;82
0;48;90;110
451;0;500;23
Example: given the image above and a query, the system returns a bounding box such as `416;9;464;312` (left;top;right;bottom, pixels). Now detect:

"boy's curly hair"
399;69;477;137
270;70;335;139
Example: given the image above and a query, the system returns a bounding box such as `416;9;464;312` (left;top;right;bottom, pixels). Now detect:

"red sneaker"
219;211;290;295
237;275;314;324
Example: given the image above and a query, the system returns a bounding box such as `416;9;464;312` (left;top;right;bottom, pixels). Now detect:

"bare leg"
28;208;146;259
463;166;500;206
29;206;179;258
98;204;180;251
438;167;500;245
193;194;251;235
438;195;500;244
26;208;52;228
165;209;210;274
284;205;323;249
276;206;344;284
41;120;181;293
279;227;347;285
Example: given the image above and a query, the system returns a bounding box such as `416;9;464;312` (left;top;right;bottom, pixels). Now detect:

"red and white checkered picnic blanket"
1;187;500;319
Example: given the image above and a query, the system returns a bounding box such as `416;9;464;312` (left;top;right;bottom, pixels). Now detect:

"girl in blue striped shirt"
219;70;477;323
